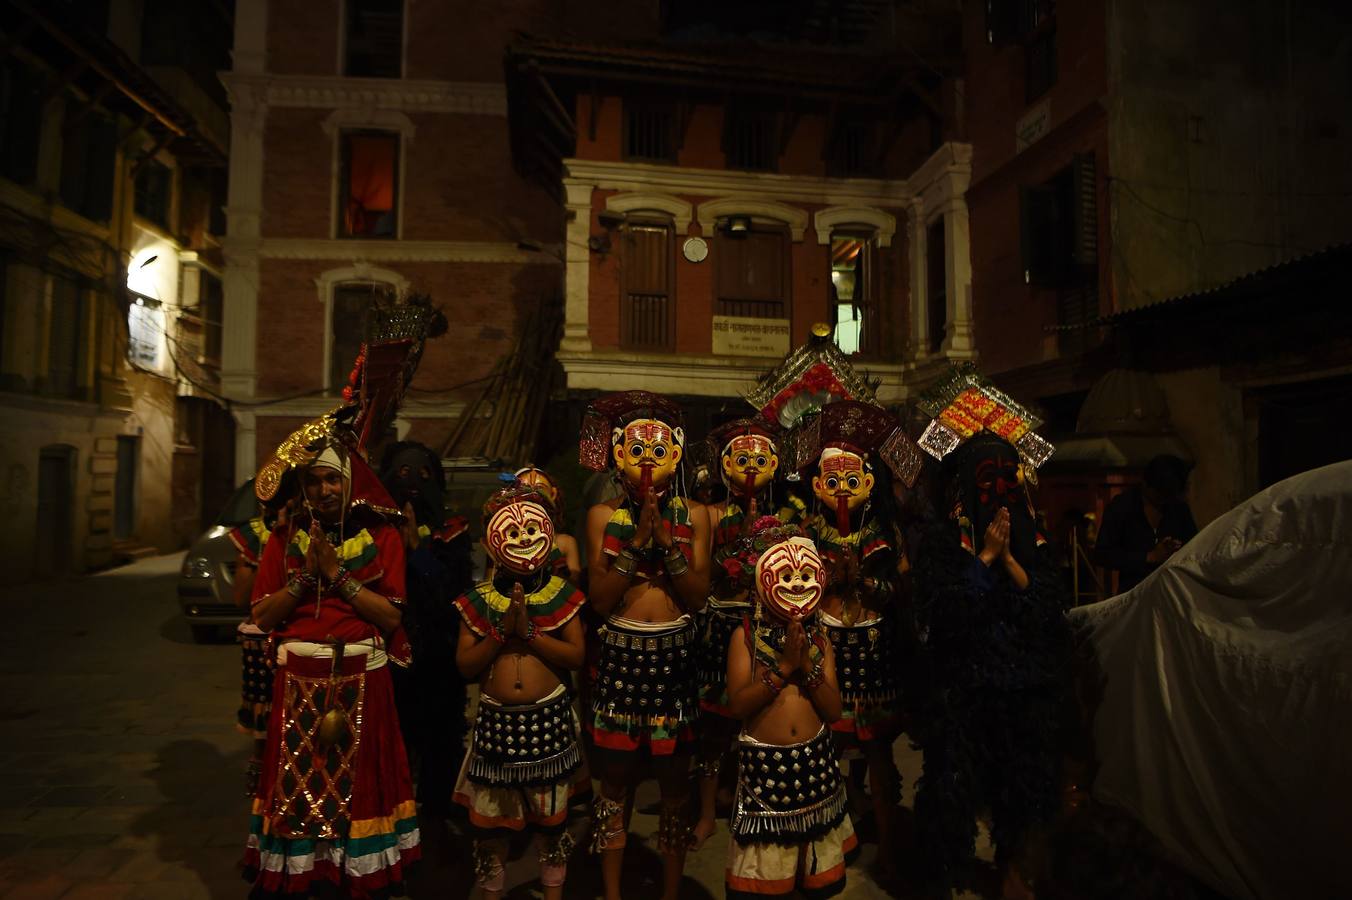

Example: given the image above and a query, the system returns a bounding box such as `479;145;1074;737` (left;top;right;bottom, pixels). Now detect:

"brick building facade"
959;0;1352;562
222;0;564;482
504;5;978;456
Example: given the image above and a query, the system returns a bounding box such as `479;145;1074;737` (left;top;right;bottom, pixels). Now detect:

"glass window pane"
340;133;399;238
345;0;403;78
834;303;861;354
831;235;870;354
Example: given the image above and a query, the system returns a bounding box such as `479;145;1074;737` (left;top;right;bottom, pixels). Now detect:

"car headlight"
181;556;213;579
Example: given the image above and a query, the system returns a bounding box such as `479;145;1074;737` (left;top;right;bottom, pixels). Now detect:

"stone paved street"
0;555;991;899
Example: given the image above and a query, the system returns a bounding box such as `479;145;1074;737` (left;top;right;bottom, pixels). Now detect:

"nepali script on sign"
712;316;791;358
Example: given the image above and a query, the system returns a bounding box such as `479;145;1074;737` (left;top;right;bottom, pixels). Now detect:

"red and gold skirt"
242;647;421;899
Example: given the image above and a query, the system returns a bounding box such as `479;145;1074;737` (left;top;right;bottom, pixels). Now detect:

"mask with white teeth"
485;499;555;575
754;536;825;621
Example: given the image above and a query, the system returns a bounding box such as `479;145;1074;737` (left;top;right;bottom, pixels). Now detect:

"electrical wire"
1108;176;1321;256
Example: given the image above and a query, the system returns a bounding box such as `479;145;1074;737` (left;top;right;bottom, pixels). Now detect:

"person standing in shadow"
1094;455;1198;594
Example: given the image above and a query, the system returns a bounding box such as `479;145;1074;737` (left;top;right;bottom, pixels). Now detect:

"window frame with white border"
315;264;409;393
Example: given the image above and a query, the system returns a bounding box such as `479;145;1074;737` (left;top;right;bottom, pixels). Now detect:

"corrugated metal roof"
1047;241;1352;332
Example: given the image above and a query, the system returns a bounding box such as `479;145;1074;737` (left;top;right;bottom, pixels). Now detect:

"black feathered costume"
380;440;474;816
909;371;1072;895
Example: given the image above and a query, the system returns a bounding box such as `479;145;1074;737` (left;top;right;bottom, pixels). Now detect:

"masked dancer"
800;400;917;882
379;440;473;821
453;484;587;899
724;519;855;898
910;364;1070;899
580;391;711;900
692;419;782;849
514;466;582;584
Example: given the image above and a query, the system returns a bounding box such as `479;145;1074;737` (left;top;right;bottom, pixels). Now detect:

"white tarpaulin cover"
1070;461;1352;900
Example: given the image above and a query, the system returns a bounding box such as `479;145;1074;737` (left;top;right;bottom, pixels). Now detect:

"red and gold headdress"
579;390;686;471
915;363;1055;474
747;325;922;489
254;295;445;507
746;323;878;430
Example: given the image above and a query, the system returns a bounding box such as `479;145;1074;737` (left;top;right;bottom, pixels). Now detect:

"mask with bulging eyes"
755;536;825;621
612;418;682;495
484;499;555;575
722;434;778;499
811;448;874;536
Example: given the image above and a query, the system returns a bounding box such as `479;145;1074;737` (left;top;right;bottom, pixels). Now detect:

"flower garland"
341;344;367;403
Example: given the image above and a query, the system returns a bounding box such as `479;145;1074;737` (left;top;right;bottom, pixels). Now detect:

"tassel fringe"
730;785;849;847
467;745;582;788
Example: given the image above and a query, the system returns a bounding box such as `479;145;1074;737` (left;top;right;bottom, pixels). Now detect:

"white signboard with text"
1016;98;1052;153
712;316;791;357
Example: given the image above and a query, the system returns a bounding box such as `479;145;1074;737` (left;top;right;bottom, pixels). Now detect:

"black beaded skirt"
697;602;751;688
730;727;848;846
237;631;273;738
467;689;581;788
591;618;699;727
825;615;899;705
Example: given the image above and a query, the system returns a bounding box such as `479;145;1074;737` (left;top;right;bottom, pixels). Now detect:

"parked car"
178;479;258;643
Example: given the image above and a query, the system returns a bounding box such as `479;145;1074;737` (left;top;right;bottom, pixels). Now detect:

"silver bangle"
613;548;639;578
664;548;689;578
338;577;362;602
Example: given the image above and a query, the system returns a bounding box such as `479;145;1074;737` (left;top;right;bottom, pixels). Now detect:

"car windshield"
216;480;260;526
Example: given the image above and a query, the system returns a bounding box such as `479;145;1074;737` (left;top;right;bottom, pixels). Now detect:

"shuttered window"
344;0;403;78
0;60;44;185
717;226;788;320
45;273;86;399
624;101;676;163
827;121;877;178
724;108;778;172
60;112;118;223
134;159;173;230
330;282;394;390
621;222;675;350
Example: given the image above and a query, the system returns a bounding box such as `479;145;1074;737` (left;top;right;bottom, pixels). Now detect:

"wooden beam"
778;98;800;157
117;110;153;147
675;94;693;151
875;117;901;170
902;74;942;120
11;0;187;137
131;131;174;177
819;98;840;161
587;79;600;143
529;69;576;142
0;19;39;61
41;59;89;103
64;80;116;127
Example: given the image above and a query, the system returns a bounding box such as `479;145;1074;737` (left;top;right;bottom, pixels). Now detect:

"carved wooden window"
621;221;675;350
344;0;404;78
717;225;789;320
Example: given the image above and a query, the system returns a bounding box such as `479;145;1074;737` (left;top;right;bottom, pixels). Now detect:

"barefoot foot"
690;816;718;851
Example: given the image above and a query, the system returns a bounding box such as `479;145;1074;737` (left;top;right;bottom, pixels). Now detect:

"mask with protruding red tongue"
639;464;652;499
835;495;852;537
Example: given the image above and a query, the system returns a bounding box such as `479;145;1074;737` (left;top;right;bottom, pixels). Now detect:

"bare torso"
743;683;823;744
480;642;566;705
598;496;692;623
